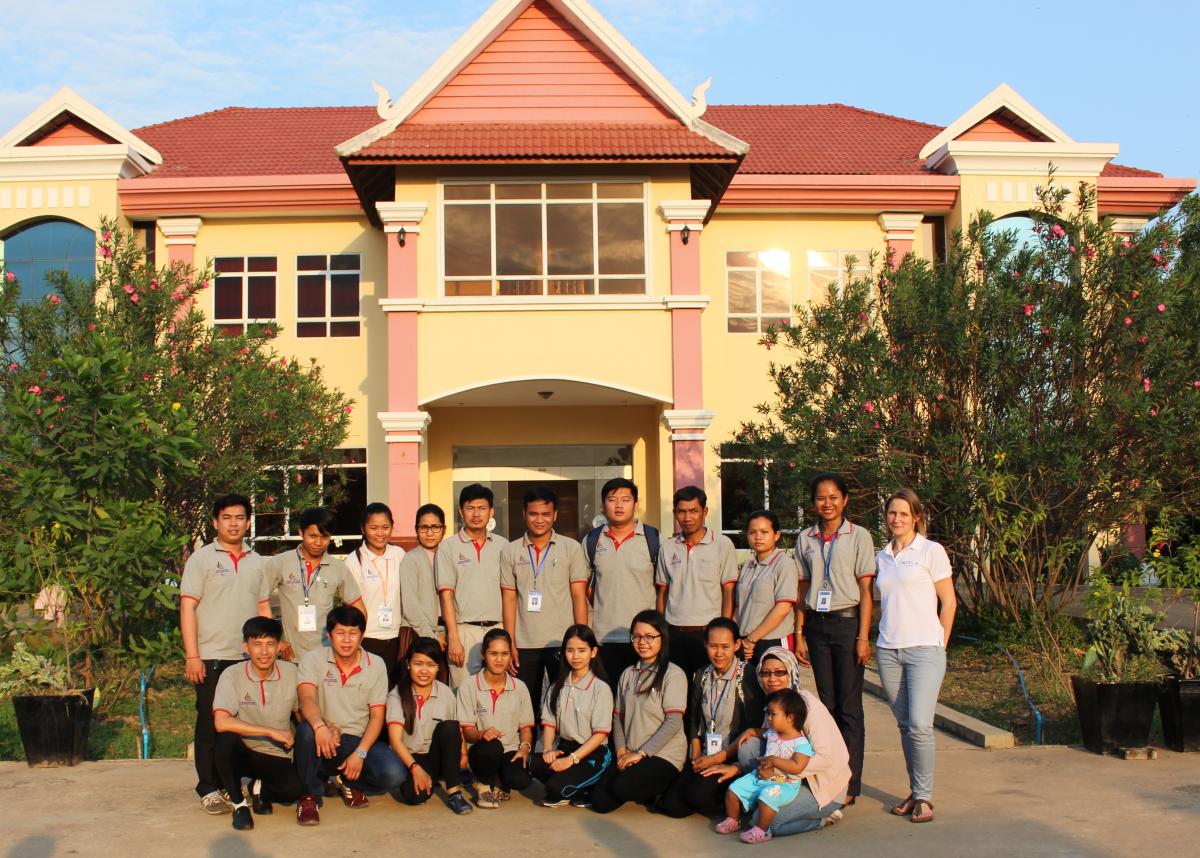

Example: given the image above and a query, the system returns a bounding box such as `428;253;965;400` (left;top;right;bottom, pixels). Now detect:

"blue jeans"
294;721;407;801
875;645;946;801
737;738;842;835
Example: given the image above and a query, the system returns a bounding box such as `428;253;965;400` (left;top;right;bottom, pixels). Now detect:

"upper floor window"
442;180;646;297
0;219;95;303
214;256;276;335
808;249;870;297
297;254;360;337
726;250;791;333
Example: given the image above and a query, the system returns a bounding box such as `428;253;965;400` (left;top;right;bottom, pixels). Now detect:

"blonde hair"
885;487;927;536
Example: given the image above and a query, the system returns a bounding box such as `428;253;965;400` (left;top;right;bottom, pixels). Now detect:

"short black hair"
415;503;445;527
766;688;808;729
242;616;282;642
482;627;512;650
297;507;334;535
523;485;558;510
458;483;494;508
673;485;707;508
747;509;781;532
326;604;366;633
809;472;849;504
601;477;639;503
705;616;740;642
213;493;251;519
360;502;393;528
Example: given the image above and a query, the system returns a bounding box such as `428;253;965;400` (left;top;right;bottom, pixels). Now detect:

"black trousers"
748;635;792;667
192;658;242;797
590;754;678;814
214;731;302;804
399;720;464;804
804;611;866;797
516;646;560;724
530;738;612;801
467;738;533;790
658;761;728;818
362;636;401;690
598;641;638;691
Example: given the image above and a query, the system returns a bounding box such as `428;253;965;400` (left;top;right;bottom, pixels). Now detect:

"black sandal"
911;800;934;823
890;795;916;816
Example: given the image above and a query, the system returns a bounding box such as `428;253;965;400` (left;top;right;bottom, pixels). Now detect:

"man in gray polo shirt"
180;493;273;814
264;507;364;661
500;485;589;722
213;616;301;831
655;485;738;681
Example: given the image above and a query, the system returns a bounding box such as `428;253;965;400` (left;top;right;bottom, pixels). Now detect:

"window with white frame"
251;448;368;553
807;249;871;297
442;180;647;297
726;250;792;333
213;256;277;335
296;254;360;337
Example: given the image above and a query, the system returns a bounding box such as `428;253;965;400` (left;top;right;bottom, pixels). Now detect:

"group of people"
180;473;956;839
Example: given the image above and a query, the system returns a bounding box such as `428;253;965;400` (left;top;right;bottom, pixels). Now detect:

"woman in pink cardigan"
706;646;851;835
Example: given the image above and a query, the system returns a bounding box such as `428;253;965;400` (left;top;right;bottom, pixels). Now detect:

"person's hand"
756;757;776;780
542;749;561;766
338;750;364;781
740;638;756;660
411;763;433;795
733;729;757;749
793;635;810;666
184;657;205;684
271;727;295;749
550;755;573;772
617;750;645;770
701;763;740;783
447;637;466;668
315;724;339;758
508;648;521;675
513;744;531;765
692;752;721;772
278;641;295;662
480;727;504;742
856;637;871;666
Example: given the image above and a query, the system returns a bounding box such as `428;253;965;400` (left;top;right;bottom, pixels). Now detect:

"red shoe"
336;775;370;809
296;795;320;826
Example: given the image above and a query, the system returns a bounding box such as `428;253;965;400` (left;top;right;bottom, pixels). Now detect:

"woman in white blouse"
874;488;956;824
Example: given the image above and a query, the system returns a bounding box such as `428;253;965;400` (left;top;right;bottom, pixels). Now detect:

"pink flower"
240;346;250;355
266;495;276;504
787;460;796;469
1132;290;1140;298
6;363;16;371
343;405;353;414
295;472;302;484
100;246;111;259
936;392;945;401
142;374;151;382
1143;378;1151;392
872;421;880;430
87;323;96;331
1085;247;1095;260
858;312;868;322
199;281;209;290
1150;408;1158;417
1137;336;1148;344
1042;327;1051;335
150;278;159;289
27;385;41;395
1051;224;1066;238
130;292;140;303
54;394;64;402
101;231;112;243
48;294;60;306
1069;245;1077;253
863;401;875;413
1122;238;1132;248
1193;381;1200;389
1124;317;1133;326
1023;304;1034;316
1157;303;1166;312
4;272;14;283
171;290;184;301
123;284;134;294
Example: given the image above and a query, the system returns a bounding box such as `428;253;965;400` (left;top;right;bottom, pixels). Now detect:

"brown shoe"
296;795;320;826
336;775;370;809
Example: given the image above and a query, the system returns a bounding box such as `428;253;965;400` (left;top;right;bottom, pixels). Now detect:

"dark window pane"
497;280;541;296
297;255;326;271
330;274;359;316
336;448;367;465
445;280;492;297
297;275;325;317
255;471;287;538
444;206;492;277
444;184;489;200
547;203;593;275
727;316;757;333
598;278;644;295
597;203;644;274
547;183;590;199
247;276;275;318
720;459;762;543
597;182;642;199
217;323;244;337
331;254;359;271
248;256;276;272
496;183;540;199
327;466;368;535
214;257;243;274
548;279;594;295
297;321;326;337
495;204;542;276
330;321;360;337
214;277;242;319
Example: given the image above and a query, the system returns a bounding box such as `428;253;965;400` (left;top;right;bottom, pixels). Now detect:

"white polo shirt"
875;534;952;649
344;544;406;641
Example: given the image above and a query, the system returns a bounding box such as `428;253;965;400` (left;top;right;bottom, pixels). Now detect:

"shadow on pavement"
6;837;55;858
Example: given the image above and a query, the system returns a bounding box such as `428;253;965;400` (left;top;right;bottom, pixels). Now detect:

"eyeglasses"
417;525;445;533
630;633;662;644
759;670;790;678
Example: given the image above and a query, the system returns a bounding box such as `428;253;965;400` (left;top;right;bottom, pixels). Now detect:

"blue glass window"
984;214;1040;253
1;219;96;302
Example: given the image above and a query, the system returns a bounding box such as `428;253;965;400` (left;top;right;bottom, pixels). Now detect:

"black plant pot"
11;688;95;767
1159;675;1200;753
1070;675;1157;755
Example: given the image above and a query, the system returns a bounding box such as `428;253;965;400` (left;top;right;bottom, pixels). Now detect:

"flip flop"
891;796;916;816
739;826;773;844
911;800;934;823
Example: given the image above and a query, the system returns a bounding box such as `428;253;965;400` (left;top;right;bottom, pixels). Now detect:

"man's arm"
570;580;588;625
180;598;204;684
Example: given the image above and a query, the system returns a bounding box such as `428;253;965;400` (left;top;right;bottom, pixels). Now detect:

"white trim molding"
919;83;1073;160
376;201;429;232
158;217;203;245
1108;216;1150;235
0;86;162;165
378;410;432;443
659;200;712;223
925;141;1118;177
878;212;924;240
0;145;154;181
661;408;716;441
421;375;671;407
379;295;710;313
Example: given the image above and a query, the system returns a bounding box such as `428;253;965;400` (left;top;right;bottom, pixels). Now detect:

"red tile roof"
348;122;738;161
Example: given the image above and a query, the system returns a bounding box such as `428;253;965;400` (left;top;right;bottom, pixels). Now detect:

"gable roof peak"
0;85;162;166
919;83;1073;159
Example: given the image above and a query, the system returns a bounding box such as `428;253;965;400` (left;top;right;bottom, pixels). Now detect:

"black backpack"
585;522;660;585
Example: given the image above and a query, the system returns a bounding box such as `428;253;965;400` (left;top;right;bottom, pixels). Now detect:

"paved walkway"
1;671;1195;857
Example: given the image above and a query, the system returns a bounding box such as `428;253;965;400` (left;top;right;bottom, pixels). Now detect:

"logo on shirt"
213;563;233;577
323;670;338;686
474;703;489;717
595;544;608;555
670;553;682;568
457;554;471;566
241;692;256;707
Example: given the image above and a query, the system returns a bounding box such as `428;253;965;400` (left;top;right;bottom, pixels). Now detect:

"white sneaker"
201;790;232;815
824;808;844;828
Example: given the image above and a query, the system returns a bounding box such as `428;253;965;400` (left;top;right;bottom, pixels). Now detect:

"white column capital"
159;216;203;245
1108;216;1149;236
378;410;431;443
878;212;923;239
377;202;428;233
661;409;715;441
659;200;711;224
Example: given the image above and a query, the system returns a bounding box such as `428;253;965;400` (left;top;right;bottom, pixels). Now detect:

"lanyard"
743;549;782;600
526;540;552;585
297;548;321;605
705;667;733;732
818;527;841;589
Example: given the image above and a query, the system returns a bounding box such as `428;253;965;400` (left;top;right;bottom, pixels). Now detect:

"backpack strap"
585;525;603;585
643;523;661;578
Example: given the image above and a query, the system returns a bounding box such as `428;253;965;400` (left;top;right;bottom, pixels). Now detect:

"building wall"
0;178;119;244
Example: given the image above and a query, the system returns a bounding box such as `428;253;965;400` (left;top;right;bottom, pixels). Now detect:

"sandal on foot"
715;816;741;835
911;800;934;823
891;795;916;816
739;826;773;844
824;809;844;828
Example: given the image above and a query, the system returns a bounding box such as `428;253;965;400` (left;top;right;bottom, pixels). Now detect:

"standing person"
212;617;302;831
180;493;273;814
293;605;406;825
500;486;589;721
656;486;738;682
794;472;876;805
875;488;956;824
456;628;535;809
265;507;364;661
345;502;405;688
658;617;764;819
437;484;508;688
384;637;473;815
531;625;613;808
735;511;799;664
591;610;687;815
398;504;444;640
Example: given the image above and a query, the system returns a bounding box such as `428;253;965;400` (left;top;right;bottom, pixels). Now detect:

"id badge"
527;590;543;612
705;732;723;756
298;603;318;632
815;589;833;612
377;605;394;628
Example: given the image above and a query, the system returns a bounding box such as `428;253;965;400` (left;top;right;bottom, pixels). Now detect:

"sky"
1;0;1196;180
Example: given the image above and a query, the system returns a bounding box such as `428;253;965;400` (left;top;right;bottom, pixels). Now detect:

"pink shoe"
715;816;741;834
739;826;773;844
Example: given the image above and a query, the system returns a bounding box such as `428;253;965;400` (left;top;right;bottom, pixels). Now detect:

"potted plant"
1148;513;1200;752
0;642;95;767
1072;577;1178;755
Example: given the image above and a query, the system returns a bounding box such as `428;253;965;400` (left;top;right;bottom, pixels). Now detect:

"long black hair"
629;609;671;695
548;624;608;719
395;636;446;734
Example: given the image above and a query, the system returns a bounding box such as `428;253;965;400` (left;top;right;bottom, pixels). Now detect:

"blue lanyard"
526;540;552;585
818;525;841;589
297;548;320;604
705;667;733;731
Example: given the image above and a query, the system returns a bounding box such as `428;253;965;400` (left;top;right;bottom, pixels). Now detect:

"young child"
530;624;613;808
456;628;535;809
717;688;813;843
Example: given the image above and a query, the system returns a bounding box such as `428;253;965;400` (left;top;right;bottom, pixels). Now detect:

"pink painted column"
878;213;922;270
660;201;714;493
159;217;203;318
376;202;429;541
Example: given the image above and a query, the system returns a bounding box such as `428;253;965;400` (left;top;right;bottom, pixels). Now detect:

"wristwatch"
354;748;368;760
570;752;580;765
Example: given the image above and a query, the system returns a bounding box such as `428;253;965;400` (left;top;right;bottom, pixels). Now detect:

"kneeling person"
294;606;405;825
213;617;302;831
